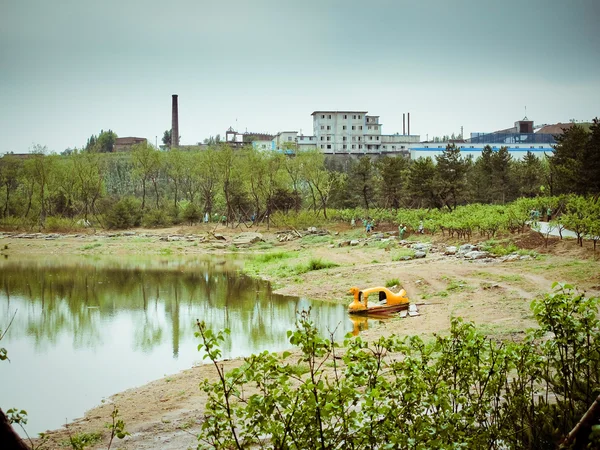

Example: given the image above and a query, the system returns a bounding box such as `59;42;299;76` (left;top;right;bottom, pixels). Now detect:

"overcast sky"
1;0;599;153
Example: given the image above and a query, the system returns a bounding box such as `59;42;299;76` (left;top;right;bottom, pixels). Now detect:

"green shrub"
182;202;201;225
104;197;141;229
295;257;338;274
142;208;171;228
44;216;86;233
196;284;600;450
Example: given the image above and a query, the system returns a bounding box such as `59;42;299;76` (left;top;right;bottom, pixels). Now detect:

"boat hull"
348;303;409;316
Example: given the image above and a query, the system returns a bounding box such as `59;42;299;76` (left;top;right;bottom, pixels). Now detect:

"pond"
0;255;364;436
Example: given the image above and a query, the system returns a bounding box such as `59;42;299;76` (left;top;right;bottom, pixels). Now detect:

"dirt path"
2;225;599;449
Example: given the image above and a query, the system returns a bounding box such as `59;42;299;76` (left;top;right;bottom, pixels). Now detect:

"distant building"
409;118;557;161
312;111;418;156
225;127;275;150
113;137;147;152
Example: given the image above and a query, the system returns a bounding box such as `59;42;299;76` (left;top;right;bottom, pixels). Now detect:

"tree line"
0;119;598;230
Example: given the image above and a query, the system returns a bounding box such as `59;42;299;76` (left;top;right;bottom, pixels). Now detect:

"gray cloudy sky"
1;0;599;153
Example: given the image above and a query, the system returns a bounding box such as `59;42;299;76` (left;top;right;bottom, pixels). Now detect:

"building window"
374;125;378;131
352;126;356;130
321;125;324;130
392;145;396;149
359;145;362;149
376;136;379;140
320;137;323;141
343;144;347;149
539;146;544;148
369;136;373;140
352;144;356;149
327;125;331;130
359;126;363;130
353;115;356;119
344;115;347;119
327;144;331;149
320;145;324;148
352;136;356;141
358;115;362;119
327;136;331;141
321;115;325;119
383;145;387;149
358;137;361;141
342;137;347;141
343;125;347;130
288;137;292;141
368;125;372;130
328;114;332;119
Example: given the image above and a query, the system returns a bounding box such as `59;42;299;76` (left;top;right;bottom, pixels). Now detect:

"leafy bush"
104;197;141;229
142;208;171;228
196;284;600;449
44;216;86;233
182;202;201;225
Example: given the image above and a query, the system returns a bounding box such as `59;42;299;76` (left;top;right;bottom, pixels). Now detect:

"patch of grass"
62;431;102;449
253;251;296;263
81;242;102;251
255;241;274;250
481;239;519;256
498;274;524;282
386;278;400;288
294;257;339;274
301;234;331;244
391;248;415;261
159;248;173;255
371;259;379;264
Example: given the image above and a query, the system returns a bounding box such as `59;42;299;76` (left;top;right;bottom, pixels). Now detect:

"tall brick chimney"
171;94;179;148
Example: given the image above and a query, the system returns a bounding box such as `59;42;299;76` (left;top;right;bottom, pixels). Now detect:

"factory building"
410;118;557;161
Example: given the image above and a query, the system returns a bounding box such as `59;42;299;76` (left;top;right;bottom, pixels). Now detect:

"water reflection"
0;255;354;435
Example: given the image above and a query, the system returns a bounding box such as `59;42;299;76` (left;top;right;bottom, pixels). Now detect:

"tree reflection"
0;256;351;357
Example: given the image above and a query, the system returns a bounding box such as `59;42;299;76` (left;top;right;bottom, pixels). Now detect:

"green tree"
164;148;186;210
72;149;105;220
132;143;161;210
162;129;172;147
582;117;600;195
375;155;409;209
515;151;545;198
301;150;343;219
86;129;117;153
408;157;439;208
24;145;57;227
435;144;471;210
549;124;589;195
349;156;375;210
0;155;21;217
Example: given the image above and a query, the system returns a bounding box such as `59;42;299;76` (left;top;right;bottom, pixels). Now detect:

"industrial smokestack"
407;112;410;136
171;94;179;148
403;114;406;135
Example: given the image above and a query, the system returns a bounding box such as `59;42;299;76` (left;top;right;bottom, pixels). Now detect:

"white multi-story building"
311;111;419;155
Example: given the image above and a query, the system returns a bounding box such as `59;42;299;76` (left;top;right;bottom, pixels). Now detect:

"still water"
0;255;356;435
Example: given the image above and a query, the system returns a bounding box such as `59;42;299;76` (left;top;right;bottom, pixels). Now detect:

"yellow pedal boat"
348;286;409;315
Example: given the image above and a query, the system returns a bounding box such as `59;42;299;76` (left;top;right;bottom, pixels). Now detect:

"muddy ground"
2;223;599;449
